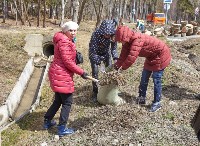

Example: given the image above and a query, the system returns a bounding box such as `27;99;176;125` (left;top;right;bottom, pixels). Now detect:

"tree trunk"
43;0;46;28
3;0;6;23
78;0;87;24
37;0;40;27
108;0;112;19
142;0;147;20
122;0;127;19
20;0;24;24
130;0;136;23
112;0;117;19
13;0;25;25
31;2;34;17
56;5;59;19
92;0;104;28
23;2;31;26
5;0;8;18
49;5;53;19
72;0;79;22
61;0;65;26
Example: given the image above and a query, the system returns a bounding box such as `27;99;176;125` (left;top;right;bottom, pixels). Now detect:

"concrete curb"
0;60;50;132
0;58;34;129
0;34;53;132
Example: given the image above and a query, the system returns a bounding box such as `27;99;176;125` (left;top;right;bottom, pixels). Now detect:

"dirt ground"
1;19;200;145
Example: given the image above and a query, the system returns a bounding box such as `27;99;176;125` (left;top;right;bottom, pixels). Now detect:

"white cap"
61;21;79;33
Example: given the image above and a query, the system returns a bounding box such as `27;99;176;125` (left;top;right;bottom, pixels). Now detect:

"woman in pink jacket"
43;21;88;136
114;25;171;112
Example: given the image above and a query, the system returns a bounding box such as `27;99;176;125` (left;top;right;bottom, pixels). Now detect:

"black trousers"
44;92;73;125
90;57;111;93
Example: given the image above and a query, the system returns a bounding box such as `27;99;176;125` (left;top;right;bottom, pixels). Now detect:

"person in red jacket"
114;25;171;112
43;21;88;136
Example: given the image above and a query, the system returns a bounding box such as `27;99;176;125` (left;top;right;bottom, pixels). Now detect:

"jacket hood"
115;26;134;42
53;32;69;44
98;20;116;35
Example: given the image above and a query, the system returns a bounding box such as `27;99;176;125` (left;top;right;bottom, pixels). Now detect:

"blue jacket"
89;20;118;65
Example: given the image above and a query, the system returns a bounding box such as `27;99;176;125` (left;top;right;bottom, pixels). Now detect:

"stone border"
0;58;34;129
0;59;50;132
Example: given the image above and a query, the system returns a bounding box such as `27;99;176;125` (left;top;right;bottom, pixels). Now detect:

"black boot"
198;130;200;141
92;92;97;103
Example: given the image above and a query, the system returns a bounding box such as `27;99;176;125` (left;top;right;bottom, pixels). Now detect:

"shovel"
86;76;99;82
34;56;99;82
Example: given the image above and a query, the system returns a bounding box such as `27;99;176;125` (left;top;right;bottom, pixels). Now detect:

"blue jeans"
138;69;164;103
139;25;145;32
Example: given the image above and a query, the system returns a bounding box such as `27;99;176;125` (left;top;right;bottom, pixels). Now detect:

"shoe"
195;94;200;100
136;96;146;105
92;92;98;103
197;130;200;141
57;125;75;137
118;92;123;97
43;119;56;130
149;102;161;112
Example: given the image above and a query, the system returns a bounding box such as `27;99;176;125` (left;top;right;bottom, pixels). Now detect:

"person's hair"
61;21;79;33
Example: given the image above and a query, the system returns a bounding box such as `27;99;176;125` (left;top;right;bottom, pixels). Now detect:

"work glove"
113;64;123;73
105;64;114;72
81;72;88;79
114;63;119;70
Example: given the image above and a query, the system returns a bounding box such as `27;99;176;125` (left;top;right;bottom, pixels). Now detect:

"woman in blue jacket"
89;20;118;102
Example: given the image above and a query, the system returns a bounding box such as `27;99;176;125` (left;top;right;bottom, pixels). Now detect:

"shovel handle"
86;76;99;82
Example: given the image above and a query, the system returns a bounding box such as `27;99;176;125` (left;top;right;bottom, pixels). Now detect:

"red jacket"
48;32;84;94
115;26;171;71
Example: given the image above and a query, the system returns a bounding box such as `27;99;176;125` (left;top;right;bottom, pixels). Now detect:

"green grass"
163;112;175;121
1;126;23;146
162;65;179;86
77;106;86;119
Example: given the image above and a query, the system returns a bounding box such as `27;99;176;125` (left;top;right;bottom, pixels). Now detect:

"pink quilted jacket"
48;32;84;93
115;26;171;71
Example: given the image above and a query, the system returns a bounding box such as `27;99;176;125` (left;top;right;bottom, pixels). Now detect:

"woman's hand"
81;72;88;79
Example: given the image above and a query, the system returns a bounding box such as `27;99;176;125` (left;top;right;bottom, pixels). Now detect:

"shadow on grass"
16;111;57;134
162;84;198;100
118;91;134;103
73;84;140;109
191;104;200;142
73;85;102;107
15;109;99;136
69;116;97;131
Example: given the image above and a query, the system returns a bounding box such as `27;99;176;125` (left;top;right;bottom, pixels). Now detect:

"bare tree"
43;0;46;28
122;0;128;19
61;0;65;26
92;0;104;28
20;0;24;23
3;0;6;23
23;1;31;26
78;0;87;24
60;0;68;26
130;0;136;22
13;0;25;25
72;0;79;22
37;0;41;27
